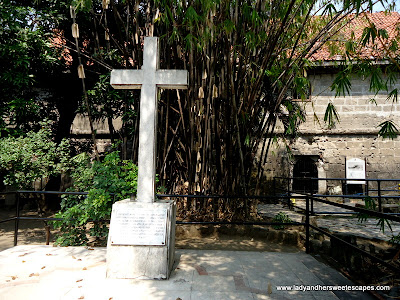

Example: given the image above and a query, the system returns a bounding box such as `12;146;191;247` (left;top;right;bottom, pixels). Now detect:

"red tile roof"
51;30;73;65
309;11;400;61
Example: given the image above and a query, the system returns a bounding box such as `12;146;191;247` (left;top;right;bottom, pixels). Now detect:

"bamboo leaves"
369;67;385;94
387;88;398;103
184;6;201;29
223;19;235;34
322;3;337;17
324;102;340;129
331;69;352;97
70;0;93;12
378;120;399;139
361;24;390;46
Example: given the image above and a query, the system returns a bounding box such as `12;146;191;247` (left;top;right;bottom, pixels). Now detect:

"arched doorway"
292;156;318;194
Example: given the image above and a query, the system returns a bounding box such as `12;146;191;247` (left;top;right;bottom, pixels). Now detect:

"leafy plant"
358;196;392;234
331;69;352;97
324;102;340;129
63;0;400;210
389;234;400;245
378;120;399;140
272;212;293;230
0;1;67;135
53;150;138;246
0;120;70;189
357;196;376;223
85;73;137;142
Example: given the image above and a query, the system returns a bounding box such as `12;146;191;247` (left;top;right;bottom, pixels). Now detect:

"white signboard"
110;207;168;246
346;158;366;184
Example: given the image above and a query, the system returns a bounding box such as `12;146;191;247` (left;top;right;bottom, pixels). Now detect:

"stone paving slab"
258;201;400;241
0;245;375;300
258;204;304;222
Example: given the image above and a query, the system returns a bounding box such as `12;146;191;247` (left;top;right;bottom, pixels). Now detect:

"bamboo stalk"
70;6;100;162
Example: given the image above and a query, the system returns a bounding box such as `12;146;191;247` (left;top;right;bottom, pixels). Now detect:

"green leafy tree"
0;121;70;189
53;151;138;246
0;0;91;145
0;1;61;134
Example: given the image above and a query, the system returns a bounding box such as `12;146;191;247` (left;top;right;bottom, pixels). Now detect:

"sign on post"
346;158;366;184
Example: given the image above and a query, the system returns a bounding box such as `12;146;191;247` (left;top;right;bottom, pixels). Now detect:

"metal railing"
0;191;303;247
2;189;400;274
0;190;93;246
274;176;400;274
273;176;400;214
305;194;400;274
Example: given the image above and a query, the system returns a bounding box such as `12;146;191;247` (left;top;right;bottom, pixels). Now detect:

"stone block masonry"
263;72;400;193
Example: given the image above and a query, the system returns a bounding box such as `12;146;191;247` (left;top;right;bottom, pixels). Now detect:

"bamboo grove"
64;0;395;220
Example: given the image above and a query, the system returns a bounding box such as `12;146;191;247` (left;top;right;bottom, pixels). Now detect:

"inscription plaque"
346;158;366;184
110;207;168;245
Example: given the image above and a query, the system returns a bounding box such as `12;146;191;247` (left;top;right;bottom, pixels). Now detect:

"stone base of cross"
106;37;188;280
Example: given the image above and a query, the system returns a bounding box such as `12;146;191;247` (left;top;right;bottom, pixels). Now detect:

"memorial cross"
111;37;188;203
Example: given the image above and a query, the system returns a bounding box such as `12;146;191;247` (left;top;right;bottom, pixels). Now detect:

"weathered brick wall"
263;71;400;193
70;114;123;152
305;73;400;133
71;114;123;135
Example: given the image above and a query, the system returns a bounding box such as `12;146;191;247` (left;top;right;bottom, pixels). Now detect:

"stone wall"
67;71;400;193
70;114;123;152
263;70;400;194
305;72;400;133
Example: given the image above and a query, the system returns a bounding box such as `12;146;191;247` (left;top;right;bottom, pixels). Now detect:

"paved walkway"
258;200;400;241
0;245;374;300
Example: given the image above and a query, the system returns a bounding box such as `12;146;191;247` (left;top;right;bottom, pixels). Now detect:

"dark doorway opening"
293;156;318;194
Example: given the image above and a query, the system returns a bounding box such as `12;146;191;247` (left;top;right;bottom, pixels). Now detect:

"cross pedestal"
106;37;188;279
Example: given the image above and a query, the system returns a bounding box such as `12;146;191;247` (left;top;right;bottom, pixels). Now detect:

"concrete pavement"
0;245;375;300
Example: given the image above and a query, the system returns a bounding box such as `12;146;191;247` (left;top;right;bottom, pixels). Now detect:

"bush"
0;121;70;189
53;151;138;246
272;212;293;229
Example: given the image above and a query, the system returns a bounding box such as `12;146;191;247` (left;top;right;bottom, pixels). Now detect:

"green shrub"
272;212;293;229
0;121;70;189
53;151;138;246
358;196;393;233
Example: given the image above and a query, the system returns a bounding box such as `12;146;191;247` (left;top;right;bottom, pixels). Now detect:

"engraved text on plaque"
110;207;168;245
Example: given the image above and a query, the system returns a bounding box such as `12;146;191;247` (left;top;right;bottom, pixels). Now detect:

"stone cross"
111;37;188;203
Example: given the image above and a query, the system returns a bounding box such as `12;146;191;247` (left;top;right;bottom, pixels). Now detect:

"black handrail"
274;176;400;214
274;176;400;182
1;191;298;246
2;189;400;274
275;176;400;273
310;224;400;274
